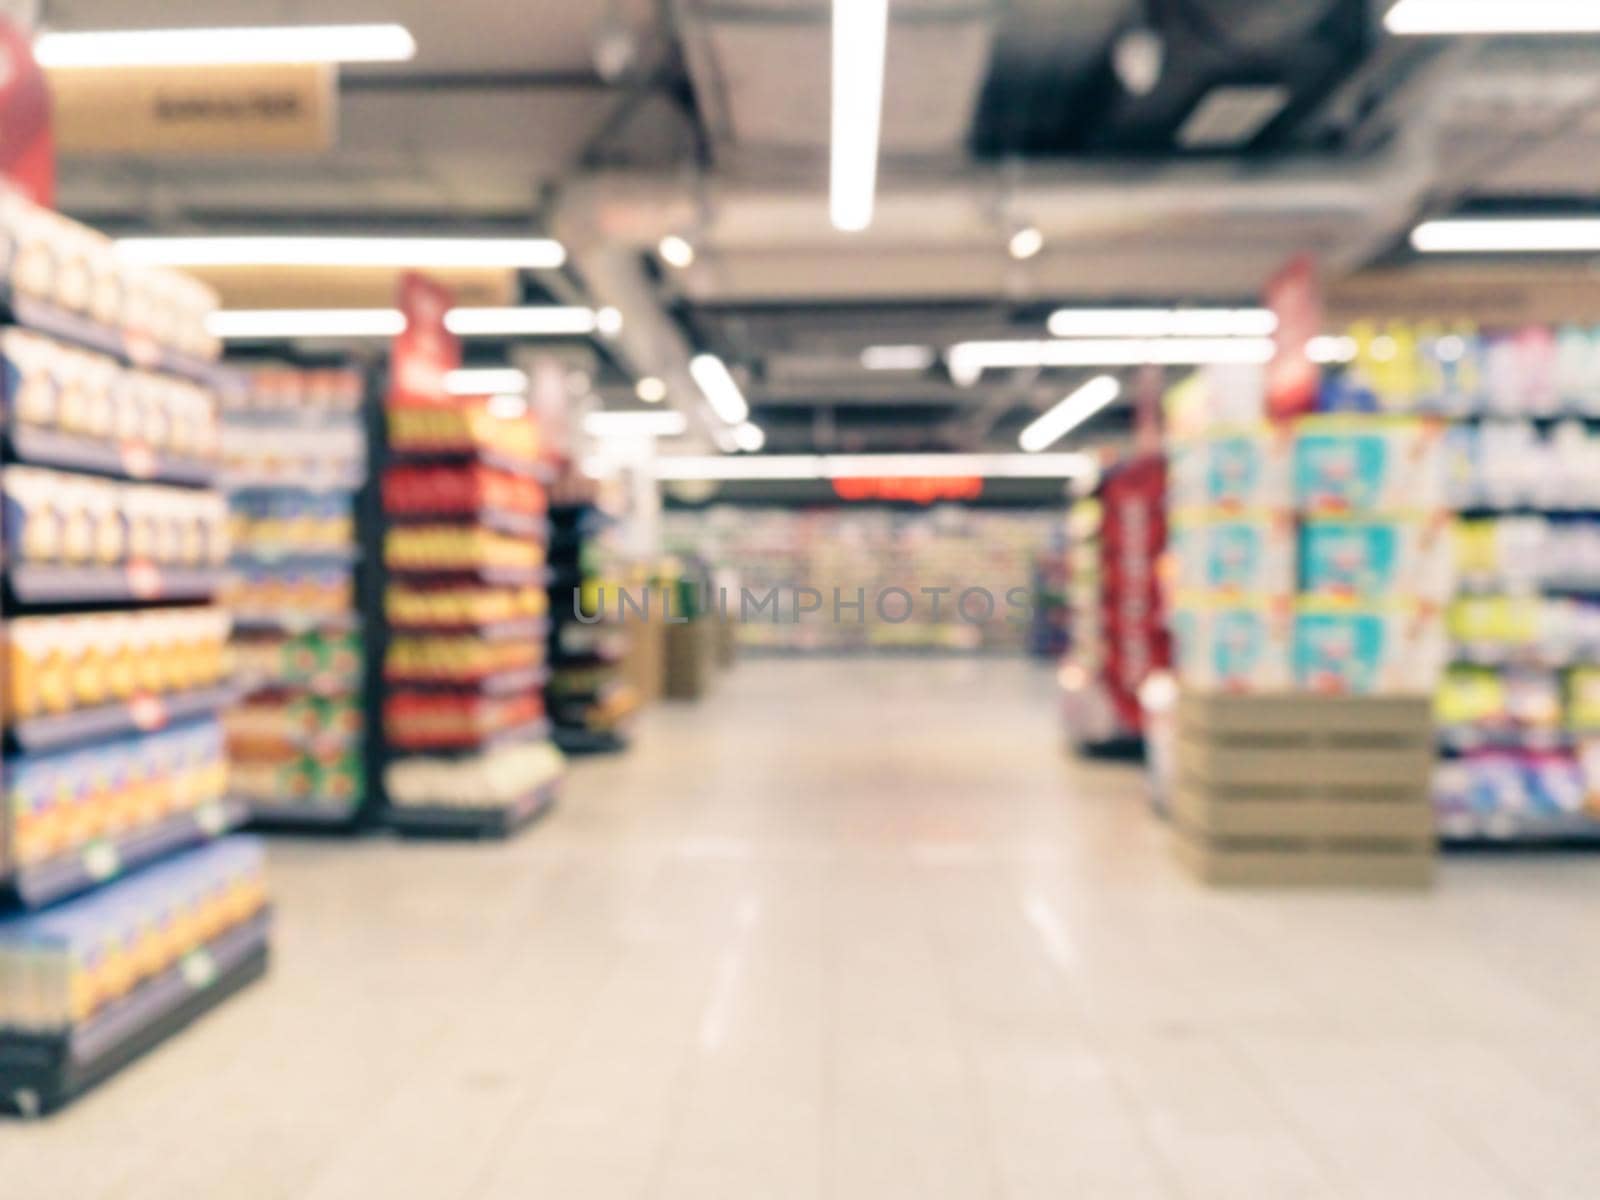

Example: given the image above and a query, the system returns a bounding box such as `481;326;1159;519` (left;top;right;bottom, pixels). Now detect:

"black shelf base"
0;916;270;1118
387;781;557;839
553;726;630;756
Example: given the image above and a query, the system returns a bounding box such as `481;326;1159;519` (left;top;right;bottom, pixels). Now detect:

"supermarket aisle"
6;659;1600;1199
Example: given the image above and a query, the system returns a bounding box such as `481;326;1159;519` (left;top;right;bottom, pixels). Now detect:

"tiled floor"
5;658;1600;1198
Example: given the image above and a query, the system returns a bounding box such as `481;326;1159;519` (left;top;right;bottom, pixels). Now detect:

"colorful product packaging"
1292;601;1445;695
1300;514;1454;603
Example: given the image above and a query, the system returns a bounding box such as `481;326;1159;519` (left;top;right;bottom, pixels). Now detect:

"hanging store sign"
0;17;54;205
1263;253;1322;420
50;63;334;155
832;476;983;503
389;272;459;408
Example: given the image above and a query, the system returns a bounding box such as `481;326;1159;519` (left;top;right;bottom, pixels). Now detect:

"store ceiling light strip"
830;0;888;232
1384;0;1600;34
861;344;936;371
584;411;689;438
115;235;566;270
1410;218;1600;253
445;368;528;395
947;336;1275;379
1018;375;1121;453
650;452;1094;482
1045;307;1277;338
208;306;605;340
689;354;750;424
34;23;417;67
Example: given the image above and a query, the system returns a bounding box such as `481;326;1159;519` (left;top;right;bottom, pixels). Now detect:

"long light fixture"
830;0;889;232
444;306;600;337
207;309;405;340
584;411;689;438
207;306;608;341
861;344;935;371
731;422;766;452
947;336;1275;382
1018;375;1121;453
1046;307;1277;338
445;368;528;396
688;353;750;424
1410;218;1600;254
34;23;417;68
1385;0;1600;34
115;235;566;270
651;452;1095;482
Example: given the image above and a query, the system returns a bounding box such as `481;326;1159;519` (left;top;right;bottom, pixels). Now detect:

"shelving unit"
220;364;372;832
0;197;270;1113
546;499;637;754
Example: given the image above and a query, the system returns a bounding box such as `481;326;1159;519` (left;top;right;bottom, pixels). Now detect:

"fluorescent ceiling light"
1410;218;1600;253
1046;307;1277;338
595;307;623;337
1018;375;1121;453
34;23;417;68
584;410;689;438
830;0;888;232
444;306;598;336
1384;0;1600;34
1008;225;1044;261
731;422;766;452
445;368;527;396
1177;85;1290;149
207;308;405;340
650;452;1095;482
635;376;667;403
488;394;528;420
689;353;750;424
658;235;695;268
947;336;1275;380
1307;335;1357;364
115;235;566;270
861;344;935;371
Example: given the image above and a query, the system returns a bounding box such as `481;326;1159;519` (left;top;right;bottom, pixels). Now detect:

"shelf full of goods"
1162;362;1442;885
378;289;562;836
1323;318;1600;843
1060;457;1169;752
546;470;637;754
221;364;369;828
0;192;270;1113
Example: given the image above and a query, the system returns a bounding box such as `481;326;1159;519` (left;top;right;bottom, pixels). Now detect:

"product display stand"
220;362;373;832
545;501;636;754
0;195;271;1114
1173;693;1436;886
375;276;563;833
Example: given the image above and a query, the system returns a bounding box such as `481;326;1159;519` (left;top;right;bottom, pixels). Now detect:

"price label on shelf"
125;560;163;599
118;439;156;479
129;693;169;731
195;800;229;836
82;839;121;882
180;948;218;990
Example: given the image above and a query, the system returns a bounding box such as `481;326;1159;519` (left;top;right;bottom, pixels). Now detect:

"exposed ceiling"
41;0;1600;454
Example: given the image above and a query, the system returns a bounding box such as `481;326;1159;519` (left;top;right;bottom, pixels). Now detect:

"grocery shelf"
383;563;549;587
386;663;548;697
8;682;238;754
232;611;361;635
230;546;361;568
388;616;548;642
223;472;367;495
246;801;363;833
6;798;248;910
1439;810;1600;848
388;446;551;481
1438;725;1583;753
6;562;227;606
387;779;558;839
5;424;216;488
0;911;271;1117
387;716;552;755
387;507;550;541
0;287;226;389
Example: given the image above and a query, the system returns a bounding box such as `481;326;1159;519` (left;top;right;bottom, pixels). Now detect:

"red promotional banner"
388;272;459;408
1263;253;1322;420
0;18;54;206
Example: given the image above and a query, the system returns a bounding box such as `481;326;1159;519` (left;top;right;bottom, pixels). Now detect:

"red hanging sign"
0;18;54;206
1263;253;1322;419
832;476;983;503
388;272;459;408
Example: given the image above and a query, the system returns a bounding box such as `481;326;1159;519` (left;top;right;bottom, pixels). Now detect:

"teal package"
1205;522;1264;590
1293;610;1387;693
1211;608;1268;685
1206;436;1261;507
1301;521;1400;599
1294;430;1389;510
